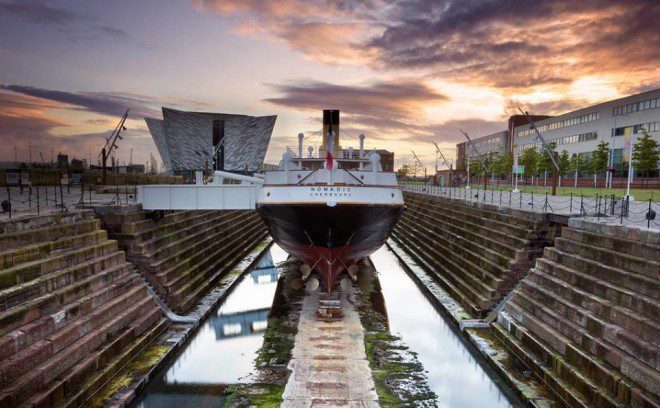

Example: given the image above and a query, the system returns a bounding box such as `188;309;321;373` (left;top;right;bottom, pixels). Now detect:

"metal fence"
0;182;138;220
403;184;659;230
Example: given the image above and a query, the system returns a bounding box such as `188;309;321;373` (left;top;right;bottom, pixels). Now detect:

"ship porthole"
297;174;301;179
391;193;394;197
267;192;271;197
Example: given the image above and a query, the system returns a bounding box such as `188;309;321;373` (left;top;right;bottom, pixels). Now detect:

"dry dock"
0;189;657;407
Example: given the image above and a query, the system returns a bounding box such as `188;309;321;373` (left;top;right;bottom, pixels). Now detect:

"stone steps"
498;221;659;406
505;298;657;405
1;297;160;407
390;234;483;318
143;210;244;263
493;319;628;408
170;222;268;313
0;240;119;290
0;219;101;251
515;280;658;374
407;192;540;230
403;200;520;260
0;210;166;407
135;211;236;256
406;198;533;248
0;285;148;386
152;213;259;285
560;227;660;262
392;227;495;315
397;214;505;289
545;247;658;299
0;230;108;270
0;273;140;360
528;268;658;345
535;256;658;322
399;211;510;281
53;316;167;408
97;208;268;314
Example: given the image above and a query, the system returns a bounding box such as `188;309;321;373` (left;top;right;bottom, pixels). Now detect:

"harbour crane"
460;129;490;190
431;141;453;187
98;109;129;185
411;150;427;181
518;107;559;195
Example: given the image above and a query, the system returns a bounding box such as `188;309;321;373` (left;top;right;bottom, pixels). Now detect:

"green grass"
465;185;659;201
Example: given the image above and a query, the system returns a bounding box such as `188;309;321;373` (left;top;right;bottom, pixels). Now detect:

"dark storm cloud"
0;85;160;118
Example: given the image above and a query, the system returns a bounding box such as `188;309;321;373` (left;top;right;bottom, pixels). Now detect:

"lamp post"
625;129;636;201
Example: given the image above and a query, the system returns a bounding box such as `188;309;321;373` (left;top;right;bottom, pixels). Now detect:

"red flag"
326;150;333;170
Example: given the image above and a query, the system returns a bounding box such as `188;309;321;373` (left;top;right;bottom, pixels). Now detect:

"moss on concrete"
222;260;303;407
357;260;436;407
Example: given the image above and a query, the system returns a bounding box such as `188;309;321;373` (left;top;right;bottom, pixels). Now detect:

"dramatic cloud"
0;89;157;164
0;85;160;118
200;0;660;91
264;79;449;139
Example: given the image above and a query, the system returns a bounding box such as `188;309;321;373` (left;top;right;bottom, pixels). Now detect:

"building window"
517;111;600;137
613;97;660;116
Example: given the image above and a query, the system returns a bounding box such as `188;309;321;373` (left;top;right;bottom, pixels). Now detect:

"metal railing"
402;183;659;230
0;181;138;220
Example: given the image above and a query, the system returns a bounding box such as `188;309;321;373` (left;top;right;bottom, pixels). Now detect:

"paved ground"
404;184;660;231
281;288;378;407
0;185;137;220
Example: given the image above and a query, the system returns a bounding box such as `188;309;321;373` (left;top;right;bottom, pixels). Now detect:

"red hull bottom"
257;204;404;293
282;243;376;291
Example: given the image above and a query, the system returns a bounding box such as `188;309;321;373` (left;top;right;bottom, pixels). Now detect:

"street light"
625;126;640;201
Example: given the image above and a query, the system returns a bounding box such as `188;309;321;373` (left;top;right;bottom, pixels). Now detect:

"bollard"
569;193;573;213
647;198;653;229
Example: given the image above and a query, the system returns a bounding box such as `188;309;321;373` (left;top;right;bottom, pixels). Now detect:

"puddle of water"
371;246;518;408
134;244;288;408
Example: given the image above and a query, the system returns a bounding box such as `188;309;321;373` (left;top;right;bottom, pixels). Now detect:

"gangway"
138;171;262;210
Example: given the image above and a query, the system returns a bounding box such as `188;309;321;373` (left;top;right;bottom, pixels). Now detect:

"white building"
513;89;660;175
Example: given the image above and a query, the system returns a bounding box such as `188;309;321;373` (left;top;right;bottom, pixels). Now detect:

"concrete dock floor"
281;288;378;407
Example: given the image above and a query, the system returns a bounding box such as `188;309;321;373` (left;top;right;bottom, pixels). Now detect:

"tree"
632;127;660;180
491;150;513;180
396;163;420;179
590;140;610;175
519;147;538;179
537;142;558;174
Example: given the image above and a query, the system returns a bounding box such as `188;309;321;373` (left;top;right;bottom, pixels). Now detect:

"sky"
1;0;659;170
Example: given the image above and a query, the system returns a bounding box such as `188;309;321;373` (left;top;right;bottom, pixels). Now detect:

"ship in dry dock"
256;110;405;292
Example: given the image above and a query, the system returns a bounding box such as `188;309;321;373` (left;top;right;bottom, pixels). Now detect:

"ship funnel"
297;133;304;159
321;110;340;156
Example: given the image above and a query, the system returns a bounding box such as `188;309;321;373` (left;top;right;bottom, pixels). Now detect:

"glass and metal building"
513;89;660;175
146;107;276;173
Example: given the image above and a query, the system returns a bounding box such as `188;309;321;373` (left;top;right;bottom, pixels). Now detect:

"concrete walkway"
281;289;379;407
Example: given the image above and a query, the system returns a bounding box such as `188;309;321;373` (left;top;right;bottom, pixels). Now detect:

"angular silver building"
146;107;276;172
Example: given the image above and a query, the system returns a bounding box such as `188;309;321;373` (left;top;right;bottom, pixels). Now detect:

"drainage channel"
370;246;522;407
133;244;289;408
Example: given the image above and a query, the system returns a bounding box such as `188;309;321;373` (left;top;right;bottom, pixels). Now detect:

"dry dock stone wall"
496;219;659;407
0;210;166;408
393;191;560;318
97;208;268;314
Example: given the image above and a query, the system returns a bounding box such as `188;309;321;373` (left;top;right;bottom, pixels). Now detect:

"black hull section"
256;204;403;288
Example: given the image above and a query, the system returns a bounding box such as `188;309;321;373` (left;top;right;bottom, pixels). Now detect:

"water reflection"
371;246;517;408
134;244;288;408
